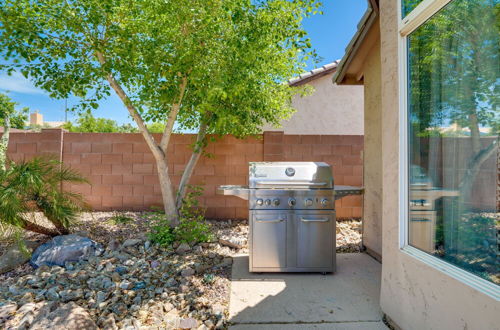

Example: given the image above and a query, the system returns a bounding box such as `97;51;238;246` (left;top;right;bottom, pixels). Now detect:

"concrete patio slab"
230;321;387;330
229;253;385;329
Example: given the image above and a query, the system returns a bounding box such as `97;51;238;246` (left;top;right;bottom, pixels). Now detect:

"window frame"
397;0;500;300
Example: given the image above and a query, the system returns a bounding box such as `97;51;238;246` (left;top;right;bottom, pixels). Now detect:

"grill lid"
249;162;333;189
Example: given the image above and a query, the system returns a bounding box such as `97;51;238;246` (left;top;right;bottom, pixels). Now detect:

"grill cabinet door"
251;212;287;268
296;211;334;268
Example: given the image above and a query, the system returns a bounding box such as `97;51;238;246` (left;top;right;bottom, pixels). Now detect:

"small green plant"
174;218;213;244
149;216;176;247
148;185;213;246
203;273;215;284
108;213;134;225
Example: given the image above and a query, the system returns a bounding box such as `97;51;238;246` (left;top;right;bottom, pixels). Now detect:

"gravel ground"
0;212;362;329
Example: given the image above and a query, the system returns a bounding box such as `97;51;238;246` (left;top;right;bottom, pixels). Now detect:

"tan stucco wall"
362;37;382;259
264;73;364;135
378;0;500;329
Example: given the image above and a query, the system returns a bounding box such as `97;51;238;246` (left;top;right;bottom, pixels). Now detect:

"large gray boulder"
0;241;41;274
30;235;102;268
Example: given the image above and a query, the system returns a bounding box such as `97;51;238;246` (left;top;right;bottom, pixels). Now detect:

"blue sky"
0;1;367;125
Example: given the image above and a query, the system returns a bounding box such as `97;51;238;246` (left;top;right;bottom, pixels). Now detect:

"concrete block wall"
7;129;364;219
268;132;364;218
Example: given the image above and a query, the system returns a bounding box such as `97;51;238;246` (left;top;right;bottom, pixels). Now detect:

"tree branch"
176;121;208;209
95;51;164;160
459;138;498;202
160;74;189;153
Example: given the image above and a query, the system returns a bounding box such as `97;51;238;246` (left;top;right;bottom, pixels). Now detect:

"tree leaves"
0;0;321;137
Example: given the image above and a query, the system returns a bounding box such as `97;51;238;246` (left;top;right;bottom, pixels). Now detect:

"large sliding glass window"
406;0;499;285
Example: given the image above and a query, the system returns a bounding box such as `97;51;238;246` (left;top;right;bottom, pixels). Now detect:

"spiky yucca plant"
0;157;89;236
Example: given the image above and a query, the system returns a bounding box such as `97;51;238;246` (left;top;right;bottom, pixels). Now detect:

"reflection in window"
402;0;425;17
407;0;499;285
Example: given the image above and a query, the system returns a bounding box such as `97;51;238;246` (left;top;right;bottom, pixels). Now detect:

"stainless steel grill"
218;162;362;273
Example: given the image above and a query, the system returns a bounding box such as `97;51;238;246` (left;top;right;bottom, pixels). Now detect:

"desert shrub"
149;185;213;246
0;157;88;236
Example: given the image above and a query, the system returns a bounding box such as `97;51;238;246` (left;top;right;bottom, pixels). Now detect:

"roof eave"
333;0;379;85
288;60;340;87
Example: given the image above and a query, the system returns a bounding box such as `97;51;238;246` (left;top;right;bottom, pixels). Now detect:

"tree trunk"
157;160;180;226
459;139;498;205
176;122;208;210
0;115;10;171
95;51;190;225
469;112;481;155
20;219;60;237
47;219;70;235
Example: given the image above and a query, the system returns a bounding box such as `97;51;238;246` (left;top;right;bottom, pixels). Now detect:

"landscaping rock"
119;280;133;290
29;302;97;330
0;303;17;322
219;237;244;249
30;235;103;268
0;213;254;330
181;267;195;277
179;317;198;329
122;238;142;248
99;313;118;330
0;241;40;274
176;243;191;254
107;239;121;251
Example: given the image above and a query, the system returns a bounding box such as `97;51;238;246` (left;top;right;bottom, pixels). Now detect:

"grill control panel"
250;190;334;210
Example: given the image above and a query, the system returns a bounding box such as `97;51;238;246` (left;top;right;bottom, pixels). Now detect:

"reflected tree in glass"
408;0;499;284
402;0;425;17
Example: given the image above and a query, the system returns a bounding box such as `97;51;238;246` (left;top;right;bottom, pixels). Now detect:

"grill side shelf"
334;185;364;200
217;185;250;200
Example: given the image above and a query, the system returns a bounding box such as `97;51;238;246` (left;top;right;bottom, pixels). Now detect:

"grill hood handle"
255;181;328;186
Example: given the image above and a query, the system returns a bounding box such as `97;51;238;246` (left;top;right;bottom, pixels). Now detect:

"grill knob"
288;198;296;207
321;198;329;207
273;198;280;206
265;199;271;206
304;198;313;207
256;199;264;206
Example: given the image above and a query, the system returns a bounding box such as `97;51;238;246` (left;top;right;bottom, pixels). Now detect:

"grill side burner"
217;161;363;273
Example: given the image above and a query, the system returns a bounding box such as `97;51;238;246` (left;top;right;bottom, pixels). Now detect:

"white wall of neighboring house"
264;70;364;135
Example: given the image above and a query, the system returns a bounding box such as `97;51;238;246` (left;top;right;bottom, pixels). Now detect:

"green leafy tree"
0;0;320;225
0;93;28;170
146;122;166;134
63;112;138;133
